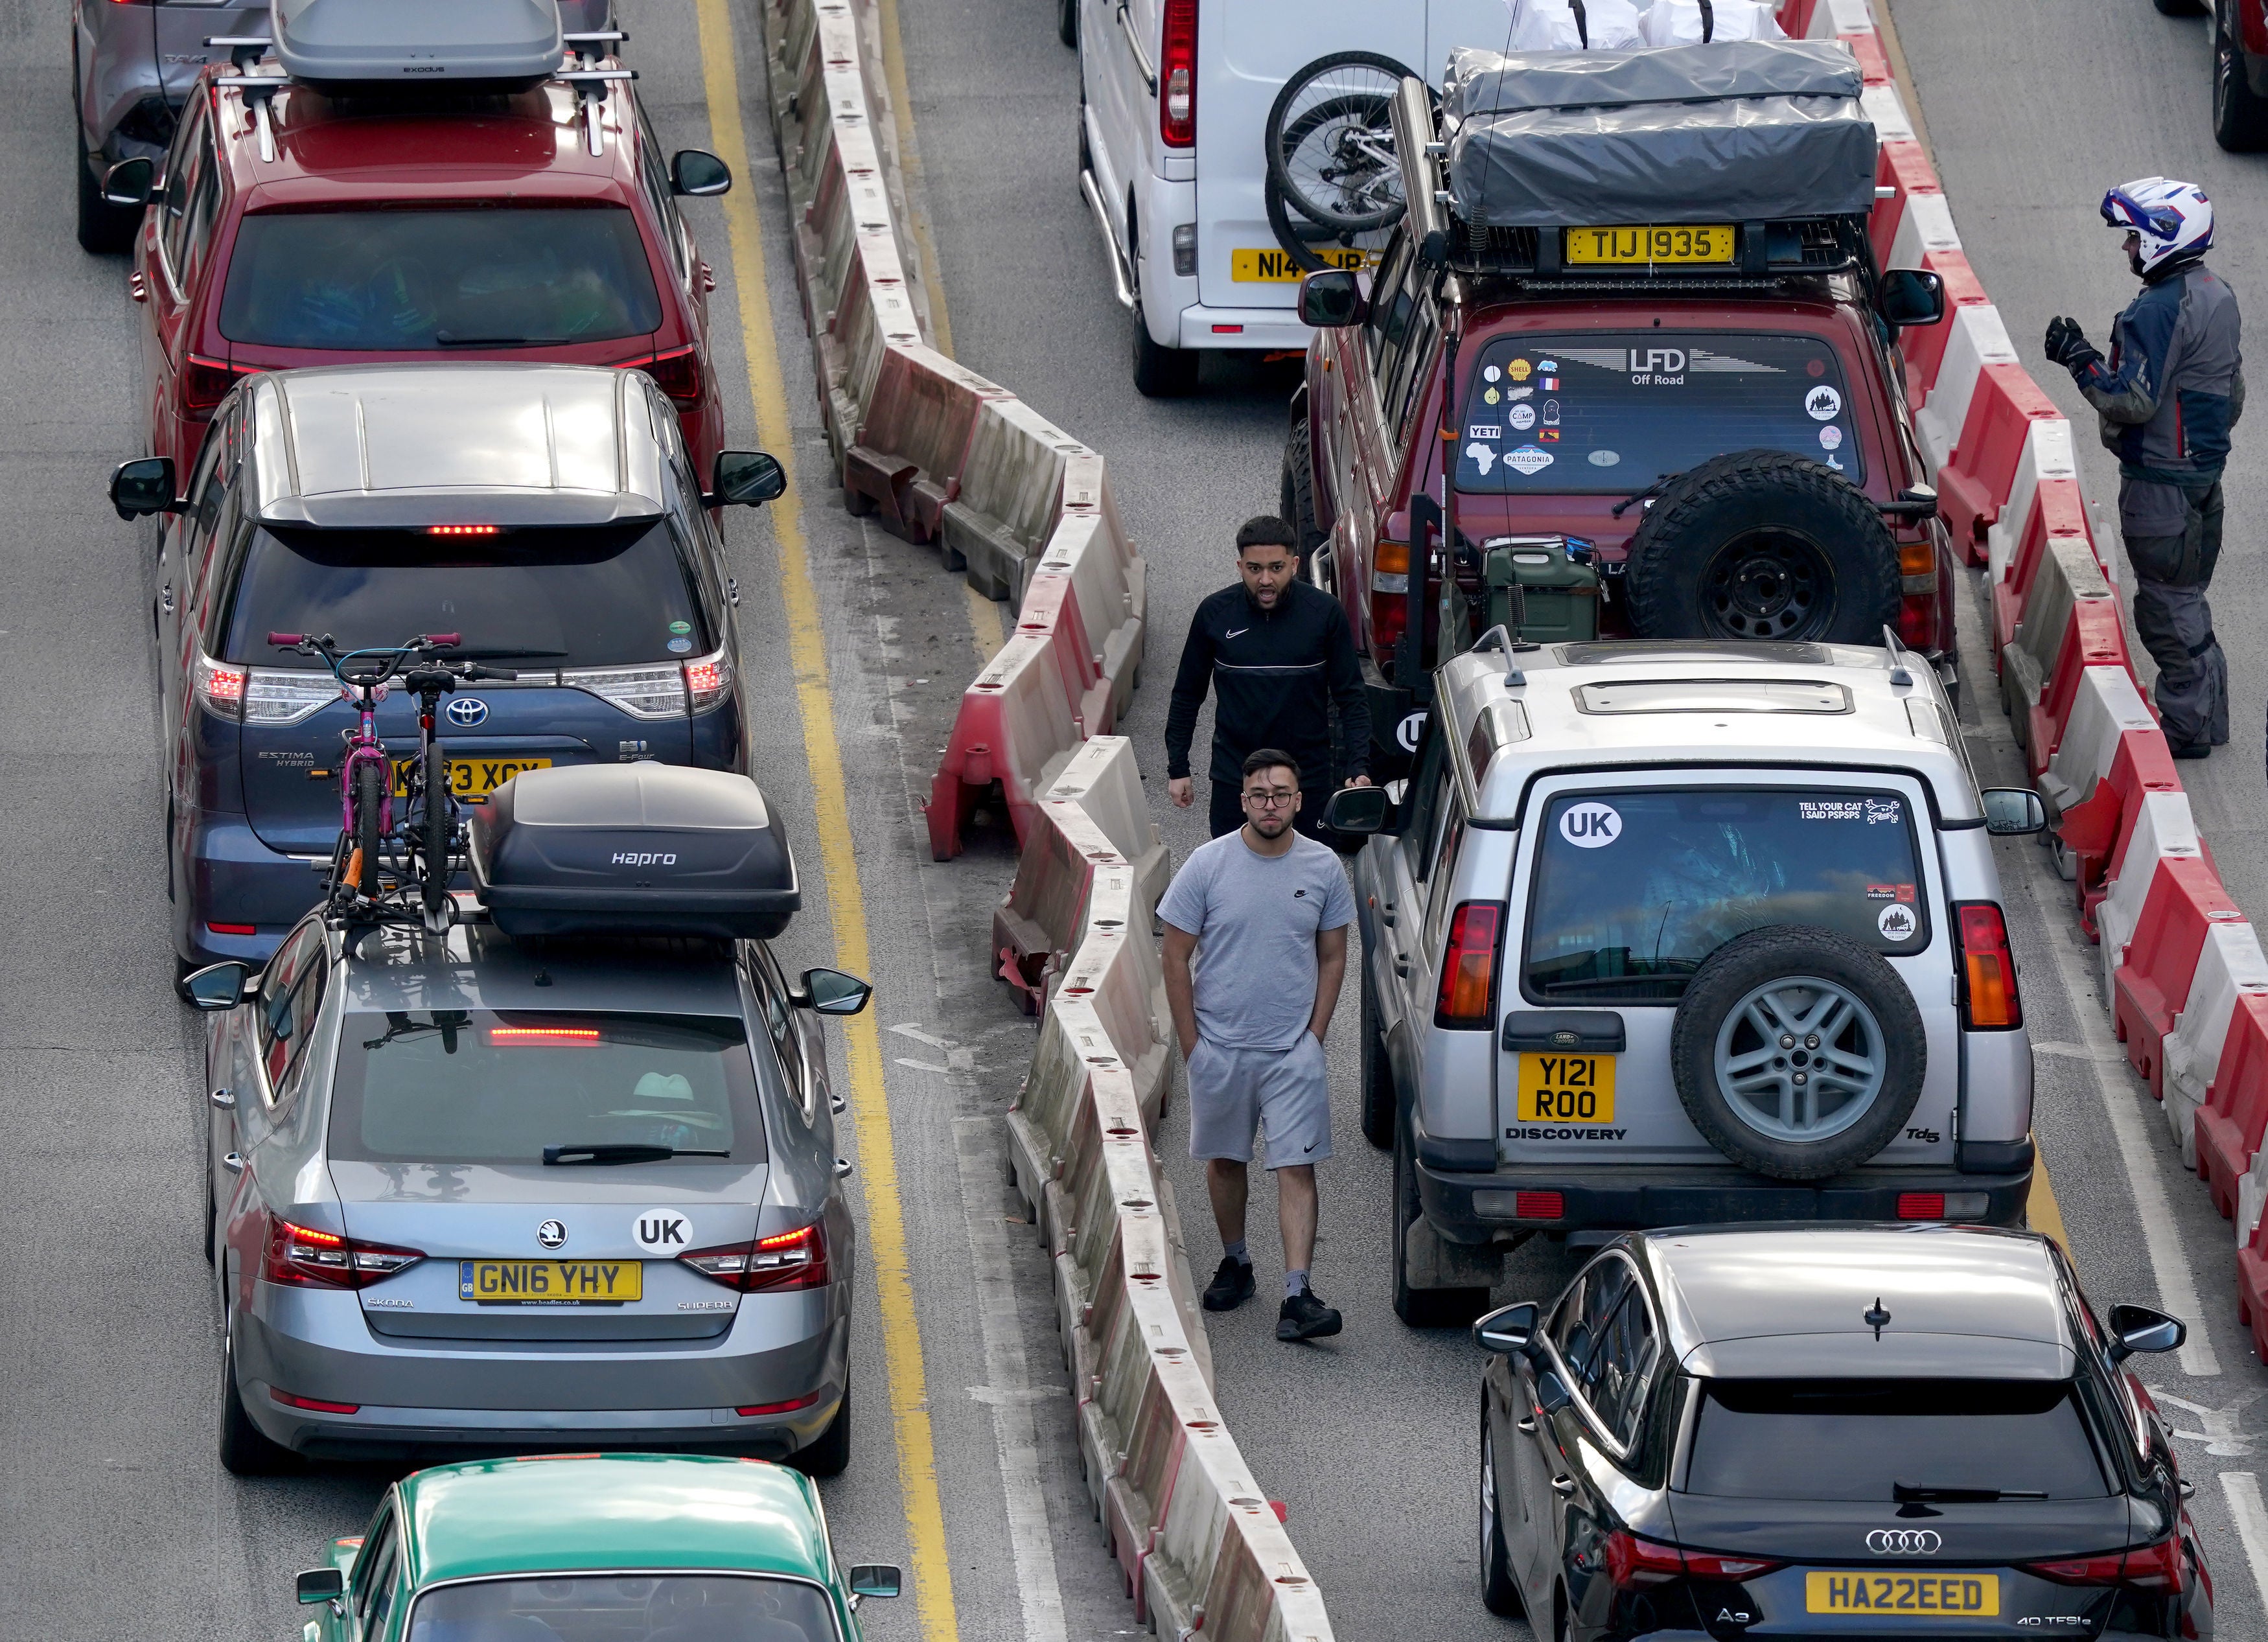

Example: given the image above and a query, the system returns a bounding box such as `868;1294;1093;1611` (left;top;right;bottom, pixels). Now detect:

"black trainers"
2170;740;2213;761
1277;1289;1343;1341
1203;1257;1255;1312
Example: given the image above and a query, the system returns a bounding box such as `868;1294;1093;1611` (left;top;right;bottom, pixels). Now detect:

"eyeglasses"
1242;791;1299;809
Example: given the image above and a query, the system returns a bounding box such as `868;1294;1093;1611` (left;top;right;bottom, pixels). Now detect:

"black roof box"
470;765;800;941
273;0;564;93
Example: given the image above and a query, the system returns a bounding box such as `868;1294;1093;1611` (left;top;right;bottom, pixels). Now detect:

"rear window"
1455;331;1864;494
217;523;706;670
1685;1380;2111;1501
1524;787;1928;1002
219;207;664;350
408;1576;839;1642
328;1010;767;1166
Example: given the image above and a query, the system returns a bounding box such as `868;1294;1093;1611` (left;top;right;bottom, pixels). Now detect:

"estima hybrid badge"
1866;1530;1941;1555
446;696;489;727
536;1219;567;1250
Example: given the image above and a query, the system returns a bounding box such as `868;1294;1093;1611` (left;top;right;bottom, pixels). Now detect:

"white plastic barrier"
2099;791;2205;1000
1984;419;2081;590
1914;305;2019;476
2166;922;2268;1175
1047;736;1169;927
2039;665;2156;817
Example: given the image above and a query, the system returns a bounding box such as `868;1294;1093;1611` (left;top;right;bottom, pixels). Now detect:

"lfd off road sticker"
1559;802;1622;848
1877;903;1919;941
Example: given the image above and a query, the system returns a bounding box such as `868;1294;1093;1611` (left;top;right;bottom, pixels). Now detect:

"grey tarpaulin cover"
273;0;564;90
1440;40;1877;227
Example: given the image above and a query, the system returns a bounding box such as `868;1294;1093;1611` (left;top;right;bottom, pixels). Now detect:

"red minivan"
120;51;729;491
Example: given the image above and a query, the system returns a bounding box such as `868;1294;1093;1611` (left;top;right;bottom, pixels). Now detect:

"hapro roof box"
471;765;800;940
1440;39;1877;227
272;0;566;93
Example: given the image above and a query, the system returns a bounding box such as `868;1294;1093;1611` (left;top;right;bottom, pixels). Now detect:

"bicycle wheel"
418;742;452;918
352;759;385;897
1265;51;1414;234
1264;170;1349;273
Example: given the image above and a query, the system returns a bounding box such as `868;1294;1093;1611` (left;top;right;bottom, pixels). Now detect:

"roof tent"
272;0;566;93
1440;40;1877;227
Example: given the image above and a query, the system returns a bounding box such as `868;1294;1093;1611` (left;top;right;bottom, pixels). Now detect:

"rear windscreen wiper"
1893;1482;2048;1503
542;1144;731;1166
434;332;568;347
448;648;568;660
1538;973;1692;993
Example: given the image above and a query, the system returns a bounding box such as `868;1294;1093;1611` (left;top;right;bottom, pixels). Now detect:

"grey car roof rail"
205;34;274;73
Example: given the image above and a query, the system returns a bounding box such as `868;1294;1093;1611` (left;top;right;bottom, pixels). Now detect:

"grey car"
69;0;610;251
188;764;871;1474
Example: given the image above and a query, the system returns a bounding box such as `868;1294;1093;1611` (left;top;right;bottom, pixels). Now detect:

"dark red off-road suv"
111;39;730;494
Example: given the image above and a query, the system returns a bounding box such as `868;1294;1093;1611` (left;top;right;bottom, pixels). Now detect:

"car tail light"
260;1211;422;1289
488;1026;603;1046
2028;1534;2182;1592
1514;1190;1564;1220
240;668;343;727
562;661;689;719
272;1388;360;1415
1897;584;1938;649
428;524;503;537
206;921;257;937
1371;539;1410;649
1897;1192;1945;1219
1899;537;1936;585
181;353;251;415
1603;1531;1782;1590
1159;0;1196;148
681;1221;830;1293
737;1391;822;1417
1435;902;1504;1027
194;654;249;719
629;345;704;410
684;648;734;713
1954;901;2022;1029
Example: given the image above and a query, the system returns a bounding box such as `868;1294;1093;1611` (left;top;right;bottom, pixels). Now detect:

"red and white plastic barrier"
2166;922;2268;1171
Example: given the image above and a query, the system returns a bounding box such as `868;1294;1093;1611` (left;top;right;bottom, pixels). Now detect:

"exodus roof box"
273;0;565;93
1440;40;1877;227
470;765;801;941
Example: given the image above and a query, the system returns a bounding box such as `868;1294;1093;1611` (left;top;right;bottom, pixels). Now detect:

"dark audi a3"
1474;1225;2211;1638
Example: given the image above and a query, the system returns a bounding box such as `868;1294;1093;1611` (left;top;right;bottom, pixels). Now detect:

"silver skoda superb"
190;765;870;1474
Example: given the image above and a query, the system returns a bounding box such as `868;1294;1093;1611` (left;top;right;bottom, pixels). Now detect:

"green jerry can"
1482;536;1600;645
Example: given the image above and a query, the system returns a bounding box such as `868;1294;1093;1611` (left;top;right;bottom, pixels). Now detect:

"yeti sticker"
1559;802;1623;849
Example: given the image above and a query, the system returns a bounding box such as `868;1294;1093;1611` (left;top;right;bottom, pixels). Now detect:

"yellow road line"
964;583;1006;667
2029;1149;2070;1252
696;9;958;1640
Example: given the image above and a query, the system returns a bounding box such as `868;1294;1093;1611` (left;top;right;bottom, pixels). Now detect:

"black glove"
2044;316;2103;375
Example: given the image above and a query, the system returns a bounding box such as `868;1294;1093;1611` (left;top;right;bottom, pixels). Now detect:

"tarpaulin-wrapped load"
1440;39;1875;227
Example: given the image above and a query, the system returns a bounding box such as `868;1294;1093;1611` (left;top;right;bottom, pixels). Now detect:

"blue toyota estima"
109;362;783;983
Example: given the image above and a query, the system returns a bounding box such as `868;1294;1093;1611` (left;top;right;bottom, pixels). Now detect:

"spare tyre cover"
1626;448;1901;645
1668;925;1924;1180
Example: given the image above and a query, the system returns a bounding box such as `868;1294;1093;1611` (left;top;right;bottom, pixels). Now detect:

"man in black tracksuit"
1165;515;1371;838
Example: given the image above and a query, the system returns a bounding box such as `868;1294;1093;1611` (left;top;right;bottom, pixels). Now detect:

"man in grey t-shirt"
1161;748;1356;1342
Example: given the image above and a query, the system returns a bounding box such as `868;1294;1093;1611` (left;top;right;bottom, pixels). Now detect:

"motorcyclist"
2044;178;2242;759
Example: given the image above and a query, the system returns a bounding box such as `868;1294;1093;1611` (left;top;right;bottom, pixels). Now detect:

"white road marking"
2034;914;2221;1375
891;1022;951;1048
951;1116;1070;1642
894;1058;952;1074
2221;1473;2268;1615
2149;1385;2266;1456
2030;1041;2129;1065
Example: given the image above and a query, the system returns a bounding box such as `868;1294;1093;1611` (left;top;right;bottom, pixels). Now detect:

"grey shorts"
1186;1034;1332;1167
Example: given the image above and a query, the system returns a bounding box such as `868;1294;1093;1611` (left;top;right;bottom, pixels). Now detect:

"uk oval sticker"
1560;802;1622;849
633;1210;692;1253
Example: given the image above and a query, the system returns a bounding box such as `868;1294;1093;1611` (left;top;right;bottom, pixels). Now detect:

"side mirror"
797;967;873;1017
709;450;786;508
2107;1302;2186;1362
110;456;181;520
1321;785;1389;835
295;1569;345;1605
1980;787;2047;837
1880;267;1947;327
183;960;253;1012
1297;268;1365;329
670;148;733;197
1536;1370;1573;1415
1473;1301;1539;1356
847;1565;901;1600
103;155;158;209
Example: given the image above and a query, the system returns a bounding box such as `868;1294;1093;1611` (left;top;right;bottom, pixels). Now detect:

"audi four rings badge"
1866;1530;1941;1555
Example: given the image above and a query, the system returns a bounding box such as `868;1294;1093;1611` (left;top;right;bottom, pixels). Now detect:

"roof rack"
202;5;636;161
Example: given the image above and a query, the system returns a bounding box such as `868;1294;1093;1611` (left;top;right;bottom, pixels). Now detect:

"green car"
294;1453;900;1642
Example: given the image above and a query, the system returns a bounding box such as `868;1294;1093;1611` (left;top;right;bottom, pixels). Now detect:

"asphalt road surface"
12;0;2268;1637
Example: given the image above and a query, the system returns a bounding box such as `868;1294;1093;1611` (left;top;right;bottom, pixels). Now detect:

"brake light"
562;662;692;719
1954;901;2022;1029
1371;539;1411;649
2028;1534;2182;1592
194;654;248;719
737;1391;822;1417
181;353;249;415
1603;1531;1782;1590
487;1027;602;1046
1514;1190;1564;1219
684;649;734;713
272;1388;360;1415
680;1221;830;1293
630;345;705;410
1897;584;1937;648
1159;0;1196;147
1897;1192;1946;1219
427;524;502;537
206;921;257;936
260;1211;423;1289
1435;902;1504;1028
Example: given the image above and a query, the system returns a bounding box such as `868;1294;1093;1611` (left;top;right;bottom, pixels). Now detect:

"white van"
1077;0;1510;393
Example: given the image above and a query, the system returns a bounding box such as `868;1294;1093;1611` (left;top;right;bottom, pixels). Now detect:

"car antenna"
1864;1297;1892;1339
1880;623;1914;688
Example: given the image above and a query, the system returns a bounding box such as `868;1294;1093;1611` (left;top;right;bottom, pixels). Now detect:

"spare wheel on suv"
1668;926;1925;1179
1626;450;1901;644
